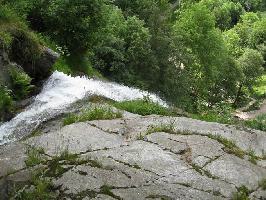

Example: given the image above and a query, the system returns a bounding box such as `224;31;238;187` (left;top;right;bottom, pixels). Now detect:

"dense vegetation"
0;0;265;121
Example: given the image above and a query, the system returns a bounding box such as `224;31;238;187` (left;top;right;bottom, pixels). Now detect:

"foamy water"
0;71;166;145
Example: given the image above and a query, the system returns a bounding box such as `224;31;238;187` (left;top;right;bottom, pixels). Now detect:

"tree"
201;0;244;30
44;0;105;55
173;3;239;107
223;29;244;57
234;48;264;103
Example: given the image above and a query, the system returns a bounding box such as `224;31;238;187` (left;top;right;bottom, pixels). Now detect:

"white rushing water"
0;71;166;145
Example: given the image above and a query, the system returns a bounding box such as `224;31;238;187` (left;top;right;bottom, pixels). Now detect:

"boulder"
21;47;59;81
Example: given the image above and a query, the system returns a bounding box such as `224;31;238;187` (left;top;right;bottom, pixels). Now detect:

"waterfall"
0;71;166;145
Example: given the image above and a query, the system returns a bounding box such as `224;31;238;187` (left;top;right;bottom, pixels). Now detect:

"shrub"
9;68;34;100
191;103;236;125
63;107;122;126
245;114;266;131
113;99;173;116
0;86;13;121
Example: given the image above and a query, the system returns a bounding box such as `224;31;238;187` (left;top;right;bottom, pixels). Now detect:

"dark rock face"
0;48;11;87
21;47;59;82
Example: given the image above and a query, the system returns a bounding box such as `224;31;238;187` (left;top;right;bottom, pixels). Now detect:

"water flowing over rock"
0;72;265;200
0;71;166;145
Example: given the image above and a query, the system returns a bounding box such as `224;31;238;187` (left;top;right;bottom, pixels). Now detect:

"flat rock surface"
1;114;266;199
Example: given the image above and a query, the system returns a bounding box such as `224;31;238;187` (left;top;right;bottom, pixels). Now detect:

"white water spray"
0;71;166;145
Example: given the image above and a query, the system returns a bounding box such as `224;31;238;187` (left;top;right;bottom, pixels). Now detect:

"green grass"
63;106;122;126
25;147;45;167
191;104;236;125
146;123;175;135
232;186;250;200
52;57;73;75
245;114;266;132
13;168;56;200
113;99;174;116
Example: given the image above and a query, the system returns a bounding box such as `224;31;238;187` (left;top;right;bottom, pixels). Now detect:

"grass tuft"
259;178;266;190
113;99;174;116
207;135;245;158
25;147;45;167
232;186;250;200
63;106;122;126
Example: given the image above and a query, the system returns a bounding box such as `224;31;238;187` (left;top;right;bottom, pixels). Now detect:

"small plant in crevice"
207;135;245;158
11;168;57;200
232;185;250;200
25;147;45;167
247;150;259;164
63;106;122;126
45;150;78;177
100;185;121;200
259;178;266;190
146;121;176;136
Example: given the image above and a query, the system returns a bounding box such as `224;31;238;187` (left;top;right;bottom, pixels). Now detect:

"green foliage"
0;86;13;121
247;150;258;164
0;30;12;49
13;169;56;200
0;4;43;63
259;178;266;190
253;74;266;97
51;57;73;75
9;68;34;100
113;99;173;116
146;122;176;136
1;0;266;115
43;0;105;54
191;103;236;124
63;107;122;126
201;0;244;30
232;185;250;200
25;147;45;167
238;48;264;89
245;114;266;131
173;3;240;107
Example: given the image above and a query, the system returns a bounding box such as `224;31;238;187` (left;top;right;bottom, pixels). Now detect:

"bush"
191;103;236;125
245;114;266;131
63;107;122;126
9;68;34;100
113;99;173;116
0;86;13;121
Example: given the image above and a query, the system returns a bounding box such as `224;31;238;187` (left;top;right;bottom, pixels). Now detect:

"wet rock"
21;47;59;81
